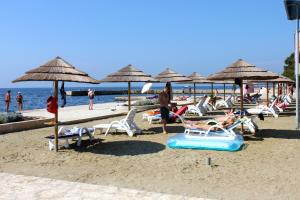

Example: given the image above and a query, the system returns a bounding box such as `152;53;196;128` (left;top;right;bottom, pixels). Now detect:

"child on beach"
88;89;95;110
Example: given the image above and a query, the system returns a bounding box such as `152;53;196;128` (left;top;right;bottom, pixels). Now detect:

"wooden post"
223;83;226;100
54;80;59;152
240;79;244;133
193;83;196;105
211;83;213;96
266;82;269;107
273;82;275;96
128;82;131;111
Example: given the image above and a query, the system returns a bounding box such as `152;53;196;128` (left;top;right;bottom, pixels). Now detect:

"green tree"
282;53;295;80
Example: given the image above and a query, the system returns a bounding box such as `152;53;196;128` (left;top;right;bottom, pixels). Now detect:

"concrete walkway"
22;102;128;123
0;173;210;200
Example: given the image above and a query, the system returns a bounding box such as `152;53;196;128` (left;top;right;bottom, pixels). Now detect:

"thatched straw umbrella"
12;56;99;151
207;59;278;131
99;64;157;111
155;68;192;101
185;72;213;104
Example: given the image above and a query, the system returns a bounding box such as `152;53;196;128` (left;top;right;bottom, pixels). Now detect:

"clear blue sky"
0;0;296;88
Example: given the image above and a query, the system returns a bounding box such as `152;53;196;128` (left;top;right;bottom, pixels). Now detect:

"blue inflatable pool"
167;133;244;151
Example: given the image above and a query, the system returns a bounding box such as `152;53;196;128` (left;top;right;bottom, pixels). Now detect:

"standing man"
159;87;170;134
16;92;23;111
4;90;11;112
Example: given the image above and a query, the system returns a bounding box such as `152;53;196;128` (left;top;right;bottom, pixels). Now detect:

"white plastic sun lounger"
184;119;242;136
46;127;95;151
93;108;141;137
215;95;234;109
247;99;279;118
185;96;208;116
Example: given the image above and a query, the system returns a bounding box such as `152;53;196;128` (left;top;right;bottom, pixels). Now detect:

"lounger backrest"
269;98;277;109
203;96;210;106
196;96;207;108
124;108;137;124
225;95;232;102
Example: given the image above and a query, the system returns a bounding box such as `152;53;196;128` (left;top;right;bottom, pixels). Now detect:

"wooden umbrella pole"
240;79;244;133
273;82;275;96
128;82;131;111
211;83;213;96
193;83;196;105
223;83;226;100
266;82;269;107
54;80;59;152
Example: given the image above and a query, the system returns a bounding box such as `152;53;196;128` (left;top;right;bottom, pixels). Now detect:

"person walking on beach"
159;87;170;134
16;92;23;111
4;90;11;112
88;89;95;110
60;82;67;108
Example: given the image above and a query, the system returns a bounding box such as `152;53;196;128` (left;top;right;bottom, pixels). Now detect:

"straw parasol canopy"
155;68;192;82
207;59;278;133
99;64;157;83
99;64;157;111
265;75;294;83
181;72;212;104
207;59;279;81
12;56;99;152
12;56;99;84
181;72;234;103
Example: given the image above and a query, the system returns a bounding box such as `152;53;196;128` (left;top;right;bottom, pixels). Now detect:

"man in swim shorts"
5;90;11;112
159;87;170;134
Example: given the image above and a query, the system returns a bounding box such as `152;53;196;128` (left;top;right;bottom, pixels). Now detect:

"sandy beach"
0;110;299;200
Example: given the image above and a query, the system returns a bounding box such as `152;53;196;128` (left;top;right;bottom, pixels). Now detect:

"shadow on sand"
73;139;166;156
146;126;185;134
258;129;300;139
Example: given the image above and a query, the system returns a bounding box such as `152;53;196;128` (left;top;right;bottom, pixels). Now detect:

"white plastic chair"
247;99;279;118
93;108;141;137
185;96;208;116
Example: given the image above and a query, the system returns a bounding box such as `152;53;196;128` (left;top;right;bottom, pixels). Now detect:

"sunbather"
185;115;236;131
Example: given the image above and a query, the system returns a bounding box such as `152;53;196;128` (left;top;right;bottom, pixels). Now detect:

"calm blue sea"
0;85;234;112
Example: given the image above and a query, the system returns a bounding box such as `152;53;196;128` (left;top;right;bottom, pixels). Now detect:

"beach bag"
47;96;58;114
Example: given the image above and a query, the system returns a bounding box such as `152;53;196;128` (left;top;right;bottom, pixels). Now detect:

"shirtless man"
5;90;11;112
159;87;169;134
88;89;95;110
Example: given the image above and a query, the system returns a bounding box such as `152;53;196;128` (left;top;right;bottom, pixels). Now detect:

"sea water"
0;85;234;112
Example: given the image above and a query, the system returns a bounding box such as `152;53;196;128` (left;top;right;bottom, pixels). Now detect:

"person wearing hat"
16;91;23;111
4;90;11;112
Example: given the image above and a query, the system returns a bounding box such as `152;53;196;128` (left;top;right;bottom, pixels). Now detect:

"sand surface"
0;112;299;200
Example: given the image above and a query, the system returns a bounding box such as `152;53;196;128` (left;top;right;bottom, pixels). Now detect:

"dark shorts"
160;107;169;121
